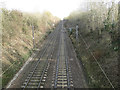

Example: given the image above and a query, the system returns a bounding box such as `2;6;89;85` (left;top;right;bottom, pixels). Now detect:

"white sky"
1;0;119;19
3;0;81;19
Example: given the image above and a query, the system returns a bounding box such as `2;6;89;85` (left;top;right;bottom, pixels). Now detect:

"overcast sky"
3;0;81;19
1;0;119;19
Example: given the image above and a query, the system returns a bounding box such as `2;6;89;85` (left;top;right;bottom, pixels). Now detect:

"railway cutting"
7;21;87;88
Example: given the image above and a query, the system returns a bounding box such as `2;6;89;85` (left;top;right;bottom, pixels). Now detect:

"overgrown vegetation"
65;1;119;88
1;9;59;87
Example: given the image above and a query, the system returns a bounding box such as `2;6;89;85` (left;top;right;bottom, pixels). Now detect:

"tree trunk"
118;1;120;88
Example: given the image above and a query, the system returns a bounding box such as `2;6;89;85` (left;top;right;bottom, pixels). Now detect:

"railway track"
52;28;73;88
7;21;88;88
21;27;60;88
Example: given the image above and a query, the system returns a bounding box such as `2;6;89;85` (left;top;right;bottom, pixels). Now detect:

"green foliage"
66;1;119;88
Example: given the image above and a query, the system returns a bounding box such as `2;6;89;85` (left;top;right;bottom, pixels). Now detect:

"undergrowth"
2;9;59;87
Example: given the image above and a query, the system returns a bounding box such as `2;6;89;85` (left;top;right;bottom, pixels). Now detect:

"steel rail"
64;31;70;88
22;30;57;89
37;29;60;88
54;31;61;88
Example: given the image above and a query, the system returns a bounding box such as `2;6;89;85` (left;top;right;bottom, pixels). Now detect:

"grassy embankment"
65;2;119;88
1;9;59;87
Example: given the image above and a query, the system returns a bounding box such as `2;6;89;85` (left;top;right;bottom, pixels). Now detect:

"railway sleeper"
26;86;38;88
34;70;43;73
57;84;68;87
32;75;41;77
44;71;47;74
34;70;42;73
70;81;73;84
30;79;40;82
31;77;41;79
57;78;67;80
58;75;67;78
22;82;28;85
25;79;29;82
39;82;44;85
40;85;44;88
57;79;67;82
58;68;66;70
44;74;47;77
21;85;25;88
58;73;67;75
70;84;74;87
39;82;45;87
42;79;46;82
57;81;67;84
28;82;39;86
58;71;67;73
43;76;46;79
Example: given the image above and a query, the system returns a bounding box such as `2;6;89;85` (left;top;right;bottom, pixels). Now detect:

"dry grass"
2;9;59;87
